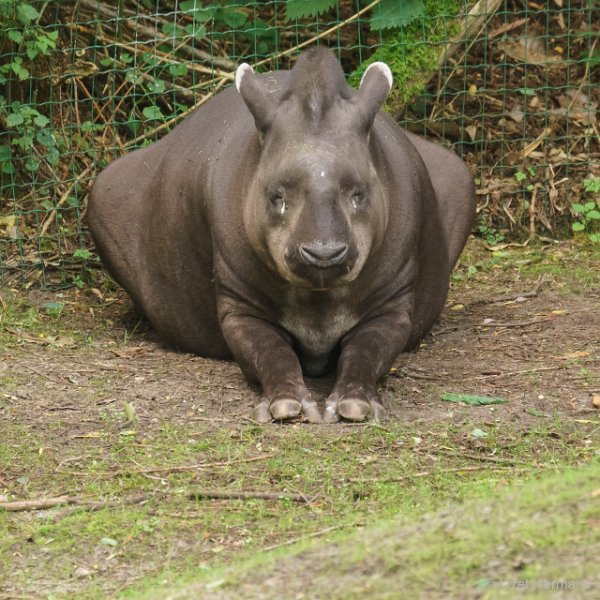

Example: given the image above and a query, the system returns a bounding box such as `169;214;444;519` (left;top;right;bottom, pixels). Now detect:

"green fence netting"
0;0;598;288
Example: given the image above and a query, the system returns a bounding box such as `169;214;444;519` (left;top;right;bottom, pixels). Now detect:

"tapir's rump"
89;47;476;424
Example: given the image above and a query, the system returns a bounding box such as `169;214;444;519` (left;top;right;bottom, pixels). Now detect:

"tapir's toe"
338;399;370;421
323;404;340;424
301;398;323;423
270;398;302;421
253;400;273;423
368;399;385;423
324;393;385;423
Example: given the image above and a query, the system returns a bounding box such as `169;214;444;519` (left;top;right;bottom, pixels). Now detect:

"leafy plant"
571;177;600;243
285;0;425;30
0;2;58;83
347;0;462;110
583;175;600;195
514;165;537;192
477;224;505;246
0;2;59;175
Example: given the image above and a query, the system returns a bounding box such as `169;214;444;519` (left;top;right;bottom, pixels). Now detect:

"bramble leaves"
285;0;337;21
370;0;424;31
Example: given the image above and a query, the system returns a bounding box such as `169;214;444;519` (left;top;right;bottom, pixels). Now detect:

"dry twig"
189;490;314;503
0;492;148;513
55;452;275;477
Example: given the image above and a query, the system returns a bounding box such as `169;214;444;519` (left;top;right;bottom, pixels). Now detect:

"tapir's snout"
299;241;349;268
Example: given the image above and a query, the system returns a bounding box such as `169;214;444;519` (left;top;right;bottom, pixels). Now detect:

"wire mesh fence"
0;0;598;288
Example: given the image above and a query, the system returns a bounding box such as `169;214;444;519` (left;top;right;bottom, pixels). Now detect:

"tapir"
88;47;476;423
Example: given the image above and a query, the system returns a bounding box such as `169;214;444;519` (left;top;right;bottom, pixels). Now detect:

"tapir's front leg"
324;304;414;423
220;312;321;423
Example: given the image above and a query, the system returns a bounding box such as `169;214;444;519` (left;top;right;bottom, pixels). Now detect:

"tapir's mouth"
285;243;358;289
298;242;349;268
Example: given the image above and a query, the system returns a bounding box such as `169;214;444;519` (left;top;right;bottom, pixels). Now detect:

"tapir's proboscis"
88;48;476;423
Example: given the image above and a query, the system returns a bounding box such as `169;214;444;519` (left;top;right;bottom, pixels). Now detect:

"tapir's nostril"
299;242;349;267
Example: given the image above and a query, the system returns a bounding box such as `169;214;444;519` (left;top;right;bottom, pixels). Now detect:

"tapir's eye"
350;189;367;210
268;189;286;214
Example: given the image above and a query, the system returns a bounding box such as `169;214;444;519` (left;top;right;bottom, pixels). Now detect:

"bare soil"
2;241;599;438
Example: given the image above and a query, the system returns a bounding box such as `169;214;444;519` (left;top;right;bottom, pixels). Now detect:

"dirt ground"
2;240;599;434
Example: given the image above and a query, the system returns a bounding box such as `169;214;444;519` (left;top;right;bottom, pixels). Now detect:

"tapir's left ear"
356;62;393;131
236;63;276;136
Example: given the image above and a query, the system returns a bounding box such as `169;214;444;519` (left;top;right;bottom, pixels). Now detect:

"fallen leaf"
100;537;118;547
592;396;600;409
560;351;590;359
526;407;547;417
471;428;488;438
442;393;506;405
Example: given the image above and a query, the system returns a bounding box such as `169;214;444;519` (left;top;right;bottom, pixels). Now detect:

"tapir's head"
236;48;393;290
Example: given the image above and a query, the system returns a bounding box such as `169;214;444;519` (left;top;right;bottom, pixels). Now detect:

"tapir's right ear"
235;63;275;136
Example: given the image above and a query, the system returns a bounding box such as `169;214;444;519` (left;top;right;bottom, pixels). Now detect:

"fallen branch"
77;0;236;71
264;525;343;552
347;464;512;484
436;0;504;70
189;490;313;503
0;492;148;513
478;317;554;328
55;452;275;477
467;275;547;306
435;451;535;466
454;364;566;383
397;0;504;118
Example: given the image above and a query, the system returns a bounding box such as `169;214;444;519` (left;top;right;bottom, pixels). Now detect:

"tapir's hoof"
253;401;272;423
338;399;370;421
270;398;302;421
323;404;340;424
324;396;385;423
301;398;323;424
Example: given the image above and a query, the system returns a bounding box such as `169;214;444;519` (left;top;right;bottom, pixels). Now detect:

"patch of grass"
3;416;595;598
127;460;600;599
453;239;600;296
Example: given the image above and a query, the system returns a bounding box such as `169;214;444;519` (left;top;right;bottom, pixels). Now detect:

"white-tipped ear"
356;61;393;133
360;62;393;92
235;62;253;92
235;61;276;135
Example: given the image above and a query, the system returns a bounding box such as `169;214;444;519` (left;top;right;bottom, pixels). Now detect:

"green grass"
3;417;596;598
454;239;600;295
127;459;600;599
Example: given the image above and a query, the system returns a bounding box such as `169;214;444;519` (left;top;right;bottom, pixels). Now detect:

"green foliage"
0;2;59;176
477;224;505;246
0;2;58;83
348;0;462;111
370;0;424;30
583;175;600;195
0;101;58;174
284;0;425;30
285;0;337;21
571;178;600;243
514;165;537;192
441;393;506;405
